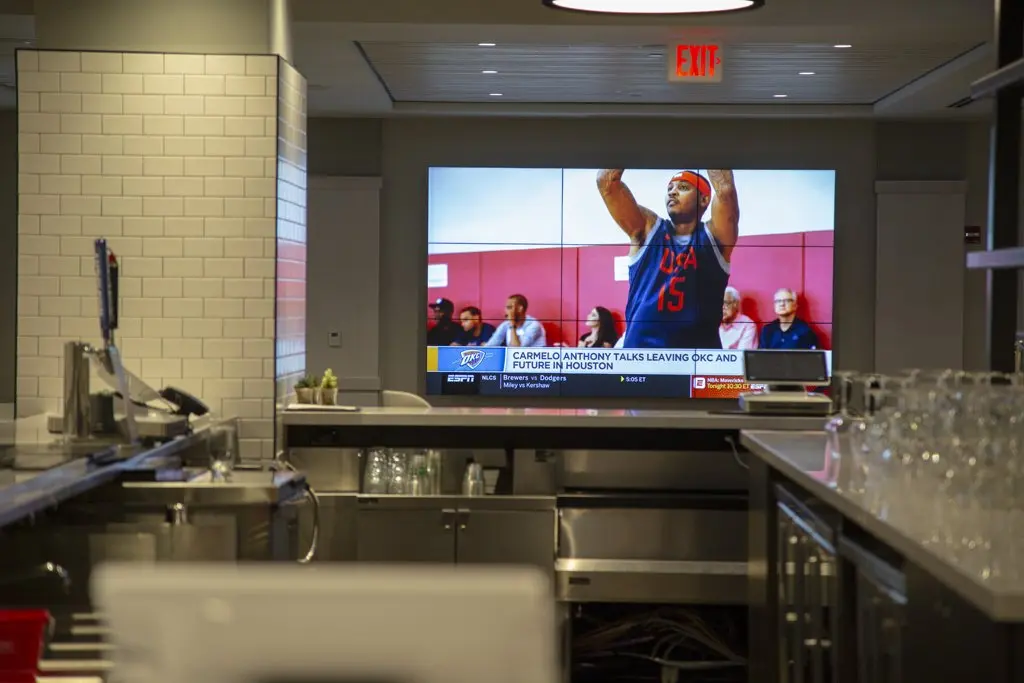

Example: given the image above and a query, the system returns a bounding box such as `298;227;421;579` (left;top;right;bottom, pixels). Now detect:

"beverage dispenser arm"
94;239;138;444
94;239;114;347
108;249;119;335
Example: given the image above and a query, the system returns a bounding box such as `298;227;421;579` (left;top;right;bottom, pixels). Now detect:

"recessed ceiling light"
542;0;763;13
773;94;788;98
478;42;496;47
833;44;852;48
489;93;503;97
482;70;498;74
799;71;815;75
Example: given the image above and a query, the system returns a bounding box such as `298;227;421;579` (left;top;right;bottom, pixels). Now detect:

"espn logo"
442;373;480;395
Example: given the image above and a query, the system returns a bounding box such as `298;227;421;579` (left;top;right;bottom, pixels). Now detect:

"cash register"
738;349;833;416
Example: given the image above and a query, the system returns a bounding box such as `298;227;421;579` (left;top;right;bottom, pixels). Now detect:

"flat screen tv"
425;167;835;399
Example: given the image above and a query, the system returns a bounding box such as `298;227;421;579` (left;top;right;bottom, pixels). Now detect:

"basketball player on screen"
597;169;739;349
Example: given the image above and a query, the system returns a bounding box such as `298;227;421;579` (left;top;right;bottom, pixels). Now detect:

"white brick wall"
16;49;293;459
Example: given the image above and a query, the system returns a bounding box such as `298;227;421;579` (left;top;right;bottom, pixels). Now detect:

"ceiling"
360;41;983;105
0;0;1000;118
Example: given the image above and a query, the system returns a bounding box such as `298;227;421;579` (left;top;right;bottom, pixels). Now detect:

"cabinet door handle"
441;508;457;531
457;509;470;531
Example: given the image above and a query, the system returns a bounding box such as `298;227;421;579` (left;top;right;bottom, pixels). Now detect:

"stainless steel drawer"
287;447;362;492
558;506;746;562
556;449;746;491
555;558;747;604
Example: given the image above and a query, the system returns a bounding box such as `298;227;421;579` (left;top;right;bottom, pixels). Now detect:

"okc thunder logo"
457;349;488;370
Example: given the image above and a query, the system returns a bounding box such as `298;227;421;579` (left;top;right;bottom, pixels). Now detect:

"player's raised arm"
707;169;739;261
597;169;657;246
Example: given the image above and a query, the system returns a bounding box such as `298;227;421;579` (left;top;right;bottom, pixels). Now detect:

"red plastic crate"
0;610;51;683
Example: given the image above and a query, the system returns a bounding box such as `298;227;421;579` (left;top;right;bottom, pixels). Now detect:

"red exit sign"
667;44;723;83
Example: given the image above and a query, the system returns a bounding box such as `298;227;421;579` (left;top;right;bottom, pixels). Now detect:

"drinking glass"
824;371;861;492
854;375;890;515
407;453;429;496
388;450;409;494
425;449;443;495
852;369;1024;585
363;448;389;494
208;423;238;481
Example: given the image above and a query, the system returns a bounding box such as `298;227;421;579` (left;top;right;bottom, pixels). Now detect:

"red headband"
669;171;711;197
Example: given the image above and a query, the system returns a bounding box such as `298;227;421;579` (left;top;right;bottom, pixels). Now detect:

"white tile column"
16;49;306;459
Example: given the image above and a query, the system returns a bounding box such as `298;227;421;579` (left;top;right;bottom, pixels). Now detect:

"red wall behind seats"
428;230;833;349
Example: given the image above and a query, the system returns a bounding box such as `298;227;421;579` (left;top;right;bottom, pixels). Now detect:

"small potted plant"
294;373;318;404
320;368;339;405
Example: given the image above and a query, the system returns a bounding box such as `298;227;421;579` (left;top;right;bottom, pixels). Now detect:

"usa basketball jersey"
623;218;730;349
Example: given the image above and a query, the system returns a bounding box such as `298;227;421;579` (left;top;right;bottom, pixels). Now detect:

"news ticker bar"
427;346;833;377
431;371;770;399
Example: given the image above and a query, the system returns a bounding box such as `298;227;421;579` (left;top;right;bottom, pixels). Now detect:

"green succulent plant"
295;373;317;390
321;368;338;390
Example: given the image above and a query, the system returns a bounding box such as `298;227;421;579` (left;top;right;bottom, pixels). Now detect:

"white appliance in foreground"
92;563;557;683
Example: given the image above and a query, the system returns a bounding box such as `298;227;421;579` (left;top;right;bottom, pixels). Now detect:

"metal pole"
985;0;1024;372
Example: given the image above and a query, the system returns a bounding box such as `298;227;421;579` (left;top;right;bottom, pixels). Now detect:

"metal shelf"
972;56;1024;100
966;247;1024;270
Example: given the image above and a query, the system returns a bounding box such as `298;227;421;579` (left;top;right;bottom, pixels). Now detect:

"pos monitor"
742;349;830;387
738;349;832;415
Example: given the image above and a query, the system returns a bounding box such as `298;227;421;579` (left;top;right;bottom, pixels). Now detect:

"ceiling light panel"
543;0;762;14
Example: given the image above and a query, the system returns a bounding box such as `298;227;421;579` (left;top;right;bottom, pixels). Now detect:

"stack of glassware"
388;450;409;494
361;448;443;495
363;448;390;494
826;370;1024;585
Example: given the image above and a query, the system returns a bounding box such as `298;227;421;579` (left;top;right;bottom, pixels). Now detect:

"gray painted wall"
380;117;881;400
34;0;292;59
0;114;997;405
305;117;992;402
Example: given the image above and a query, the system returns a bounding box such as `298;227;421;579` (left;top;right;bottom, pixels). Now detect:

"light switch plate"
328;331;341;347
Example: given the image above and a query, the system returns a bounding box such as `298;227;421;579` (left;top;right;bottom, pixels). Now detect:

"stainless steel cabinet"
839;538;905;683
776;486;839;683
457;509;555;572
356;507;455;563
354;496;556;571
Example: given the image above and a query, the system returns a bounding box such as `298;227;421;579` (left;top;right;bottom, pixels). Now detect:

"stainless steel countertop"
0;416;229;529
120;469;306;506
740;429;1024;622
284;406;828;431
353;493;555;510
